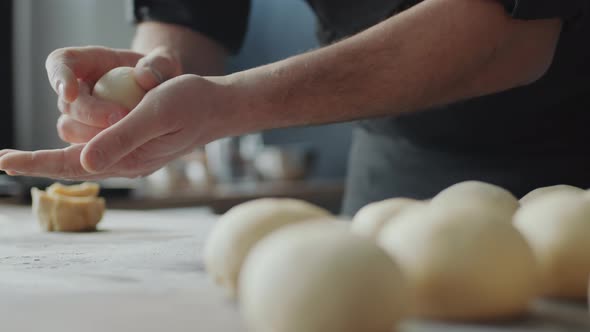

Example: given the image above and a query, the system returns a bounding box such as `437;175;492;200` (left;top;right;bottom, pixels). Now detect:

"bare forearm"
224;0;561;134
132;22;227;75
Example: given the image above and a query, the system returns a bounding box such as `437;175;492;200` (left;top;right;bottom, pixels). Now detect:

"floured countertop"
0;205;588;332
0;206;245;332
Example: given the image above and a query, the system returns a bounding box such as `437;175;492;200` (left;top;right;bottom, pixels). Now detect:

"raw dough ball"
378;205;538;321
431;181;519;221
351;198;419;240
514;192;590;299
203;198;331;297
31;182;105;232
240;221;407;332
92;67;146;110
520;185;585;205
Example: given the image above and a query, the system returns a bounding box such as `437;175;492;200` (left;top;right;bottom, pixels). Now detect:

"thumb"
80;98;167;173
134;46;182;91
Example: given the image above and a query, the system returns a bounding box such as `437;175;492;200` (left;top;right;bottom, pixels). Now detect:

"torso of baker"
132;0;590;215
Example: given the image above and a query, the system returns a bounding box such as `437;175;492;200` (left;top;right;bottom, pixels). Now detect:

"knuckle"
71;99;110;127
79;104;97;124
140;50;180;80
56;116;69;133
57;99;69;114
45;48;64;70
136;56;149;68
68;102;82;120
152;55;172;68
56;117;74;142
29;151;39;163
46;48;73;70
153;56;178;78
46;48;77;86
60;48;79;62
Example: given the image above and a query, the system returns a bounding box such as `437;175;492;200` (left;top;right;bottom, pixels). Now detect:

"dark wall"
0;1;13;149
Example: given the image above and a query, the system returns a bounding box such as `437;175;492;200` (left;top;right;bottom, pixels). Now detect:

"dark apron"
342;126;590;216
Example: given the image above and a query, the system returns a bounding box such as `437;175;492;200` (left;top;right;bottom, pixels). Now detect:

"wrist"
199;73;259;139
219;64;294;135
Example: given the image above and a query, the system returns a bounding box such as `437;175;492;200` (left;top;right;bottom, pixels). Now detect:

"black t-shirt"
132;0;590;214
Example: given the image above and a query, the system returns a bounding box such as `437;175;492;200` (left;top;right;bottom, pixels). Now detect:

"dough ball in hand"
240;221;408;332
514;191;590;299
378;204;538;321
31;182;105;232
520;185;585;205
92;67;146;110
431;181;519;221
203;198;331;298
351;198;420;240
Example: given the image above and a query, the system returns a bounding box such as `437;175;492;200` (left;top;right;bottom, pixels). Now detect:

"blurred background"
1;0;353;212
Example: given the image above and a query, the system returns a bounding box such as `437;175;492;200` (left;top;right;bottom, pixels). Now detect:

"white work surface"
0;205;588;332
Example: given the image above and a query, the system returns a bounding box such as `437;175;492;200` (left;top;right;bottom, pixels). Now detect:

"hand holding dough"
92;67;146;110
31;182;105;232
240;221;407;332
203;198;331;297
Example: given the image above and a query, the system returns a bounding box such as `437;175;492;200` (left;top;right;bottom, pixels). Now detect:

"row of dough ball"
515;187;590;299
354;181;535;321
204;199;408;332
353;182;590;311
203;182;590;332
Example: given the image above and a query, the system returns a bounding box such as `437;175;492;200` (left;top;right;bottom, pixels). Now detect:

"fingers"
0;133;195;180
57;115;103;144
0;149;18;159
0;145;88;179
50;65;78;104
134;46;182;91
0;145;190;181
58;82;129;128
81;74;203;173
46;46;143;103
0;145;122;180
0;150;18;174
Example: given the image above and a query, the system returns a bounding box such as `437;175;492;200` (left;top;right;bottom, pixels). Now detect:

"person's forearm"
223;0;561;135
132;21;227;75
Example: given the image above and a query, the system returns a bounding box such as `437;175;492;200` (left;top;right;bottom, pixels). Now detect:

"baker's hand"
0;74;237;180
49;46;181;143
